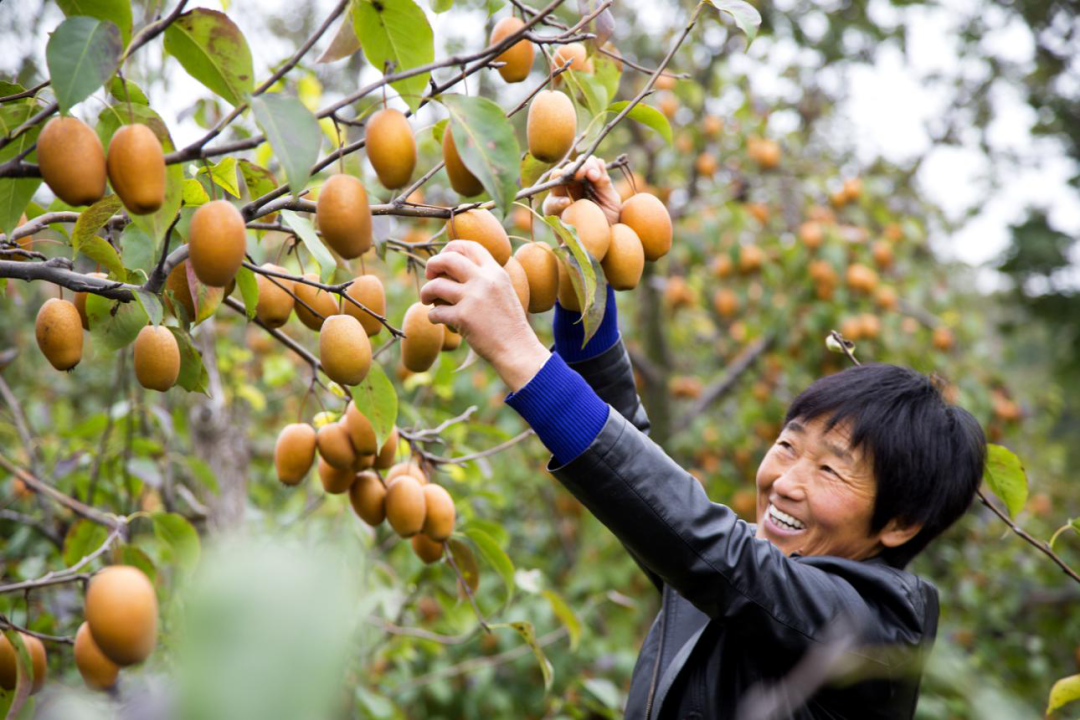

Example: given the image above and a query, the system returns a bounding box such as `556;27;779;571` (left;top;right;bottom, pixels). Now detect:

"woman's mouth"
766;503;807;534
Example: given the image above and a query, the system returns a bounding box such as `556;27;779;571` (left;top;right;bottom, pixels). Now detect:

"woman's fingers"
419;276;467;308
442;239;501;270
542;193;572;217
425;249;481;282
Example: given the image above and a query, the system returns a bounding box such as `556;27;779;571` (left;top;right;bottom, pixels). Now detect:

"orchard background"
0;0;1079;718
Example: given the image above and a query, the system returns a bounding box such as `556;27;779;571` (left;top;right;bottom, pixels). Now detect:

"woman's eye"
820;465;837;476
777;440;793;451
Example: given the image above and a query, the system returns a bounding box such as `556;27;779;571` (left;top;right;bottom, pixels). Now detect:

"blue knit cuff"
505;353;610;466
553;283;619;363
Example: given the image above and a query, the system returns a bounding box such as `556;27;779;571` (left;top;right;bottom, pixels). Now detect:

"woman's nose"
772;464;809;502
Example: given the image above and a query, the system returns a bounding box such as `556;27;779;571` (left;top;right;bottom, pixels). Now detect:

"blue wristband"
553;283;619;363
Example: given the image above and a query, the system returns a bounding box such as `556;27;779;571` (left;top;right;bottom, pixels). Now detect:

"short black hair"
784;363;986;568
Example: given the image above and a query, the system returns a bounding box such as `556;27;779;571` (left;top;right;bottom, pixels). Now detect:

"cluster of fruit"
0;565;157;694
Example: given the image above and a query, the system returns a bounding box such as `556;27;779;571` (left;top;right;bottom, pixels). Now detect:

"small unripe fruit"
798;221;823;249
412;534;445;564
527;90;576;163
515;241;559;313
107;123;165;214
36;298;83;371
504;256;531;312
401;302;445;372
189;200;246;288
738;244;765;274
317;421;356;470
695;152;717;177
421;484;455;541
316;174;372;259
319;314;372;386
164;261;197;321
490;17;534;82
619;193;672;262
562;199;611;261
445;209;511;266
74;271;108;330
255;264;295;328
871;240;894;269
345;402;377;455
442;127;484;197
85;566;157;666
374;427;399;470
37;116;105;206
0;632;47;694
386;460;427;485
275;423;317;485
932;326;954;351
344;275;386;336
713;288;738;318
386;475;426;537
318;457;355;494
75;622;119;691
294;274;339;330
365;109;416;190
845;263;878;294
601;223;644;290
553;43;589;72
349;471;386;526
133;325;181;392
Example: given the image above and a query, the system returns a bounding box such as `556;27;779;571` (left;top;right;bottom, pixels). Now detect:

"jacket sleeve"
550;409;925;651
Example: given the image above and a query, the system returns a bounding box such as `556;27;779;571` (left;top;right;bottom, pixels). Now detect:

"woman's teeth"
768;503;806;531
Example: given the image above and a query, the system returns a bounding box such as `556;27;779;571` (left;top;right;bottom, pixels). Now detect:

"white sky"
4;0;1078;278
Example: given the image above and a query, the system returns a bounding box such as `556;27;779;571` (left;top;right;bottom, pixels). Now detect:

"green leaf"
1048;673;1080;714
349;363;397;451
119;223;155;275
447;538;480;594
430;0;453;12
281;209;335;282
153;512;201;574
251;94;322;195
238;160;278;205
85;293;147;350
134;289;163;326
983;444;1028;518
490;621;552;691
582;677;620;709
541;588;581;650
464;526;514;603
592;53;622;101
430;118;447;145
169;327;211;395
606;100;673;145
62;520;109;567
544;213;607;344
0;104;43;237
234;265;259;319
441;94;521;216
57;0;133;46
108;76;147;104
46;16;123;114
520;154;551;189
317;12;362;64
183;178;210;206
185;456;220;495
163;8;254;107
703;0;762;43
72;194;125;276
194;156;241;198
117;544;157;583
564;70;608;118
352;0;434;113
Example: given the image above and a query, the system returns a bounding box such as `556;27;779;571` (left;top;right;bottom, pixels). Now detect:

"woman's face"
754;415;906;560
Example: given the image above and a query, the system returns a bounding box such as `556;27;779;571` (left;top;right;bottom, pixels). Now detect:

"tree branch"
672;335;772;435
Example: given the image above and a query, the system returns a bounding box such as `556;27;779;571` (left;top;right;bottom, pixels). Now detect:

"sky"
3;0;1078;280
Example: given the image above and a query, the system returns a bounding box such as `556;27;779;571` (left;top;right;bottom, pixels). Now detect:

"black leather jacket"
548;341;940;719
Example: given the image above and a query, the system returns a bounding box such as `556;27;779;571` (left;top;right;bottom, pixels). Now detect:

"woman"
419;159;986;719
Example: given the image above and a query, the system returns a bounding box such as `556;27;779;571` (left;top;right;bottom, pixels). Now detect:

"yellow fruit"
553;43;589;72
365;108;416;190
385;475;426;537
556;258;581;312
107;123;165;214
695;152;717;177
386;460;427;485
845;263;878;294
85;566;157;666
843;177;863;202
319;314;372;386
0;632;46;694
74;621;119;691
738;245;765;274
317;421;356;470
74;271;108;330
713;288;738;318
875;285;899;312
747;136;781;169
840;317;863;342
601;223;644;290
188;200;246;288
562;199;611;261
421;484;455;541
504;256;531;312
316;174;372;259
255;263;295;328
442;327;462;351
35;298;83;371
527;90;576;163
133;325;180;392
164;261;197;321
318;457;355;494
401;302;445;372
443;127;484;197
37;116;105;206
745;201;769;225
445;209;511;265
710;254;733;278
491;16;534;82
353;453;375;472
342;402;377;456
703;114;723;138
515;241;558;313
412;534;445;564
871;240;894;269
275;423;316;485
619;193;671;261
859;313;881;339
511;205;532;233
659;93;678;119
295;273;339;330
798;221;823;249
374;428;399;469
343;274;386;336
932;326;954;351
11;213;32;261
349;471;386;525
